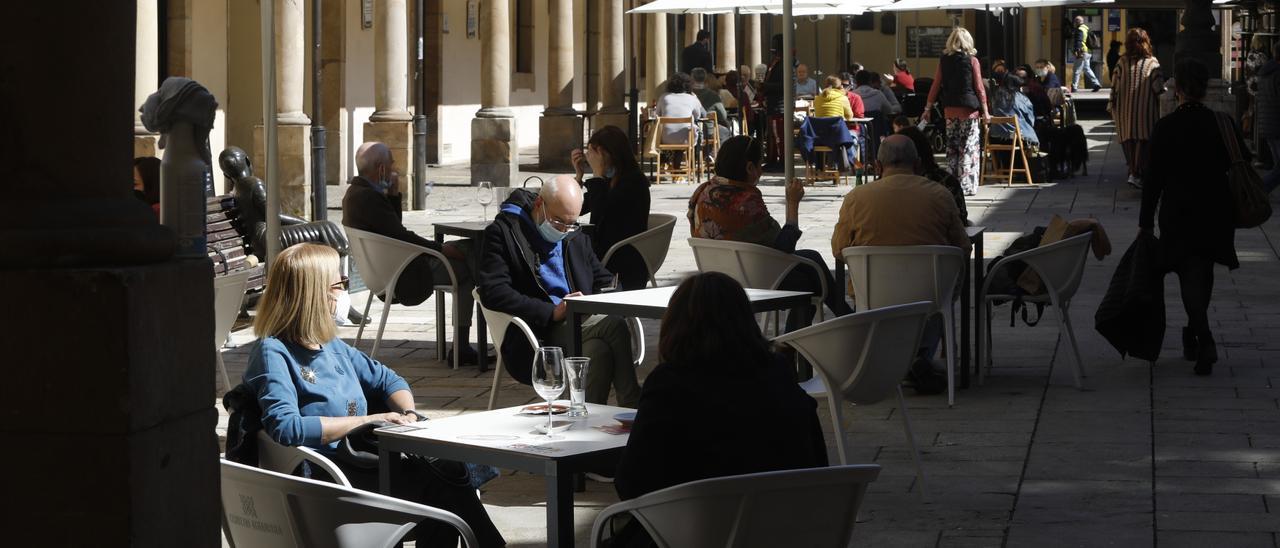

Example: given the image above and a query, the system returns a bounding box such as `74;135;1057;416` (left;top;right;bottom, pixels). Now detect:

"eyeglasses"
331;276;350;291
547;217;581;233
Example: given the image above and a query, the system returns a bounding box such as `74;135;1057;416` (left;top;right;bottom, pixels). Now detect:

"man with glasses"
477;175;641;409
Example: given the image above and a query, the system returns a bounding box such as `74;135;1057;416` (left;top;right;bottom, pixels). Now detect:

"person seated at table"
990;74;1040;151
688;136;852;334
812;75;856;121
477;176;641;408
896;126;970;225
1017;66;1052;118
795;63;819;97
839;72;867;118
245;243;505;548
891;58;916;94
610;272;827;523
831;136;971;389
691;68;732;143
133;156;161;217
656;72;706;146
720;69;742;111
892;115;912;134
571;125;652;291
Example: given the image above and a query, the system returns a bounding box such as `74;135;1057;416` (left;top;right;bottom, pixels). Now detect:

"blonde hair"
1034;59;1056;74
254;243;340;347
944;27;977;56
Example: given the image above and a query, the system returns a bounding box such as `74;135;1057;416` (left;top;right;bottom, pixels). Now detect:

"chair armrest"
279;213;308;226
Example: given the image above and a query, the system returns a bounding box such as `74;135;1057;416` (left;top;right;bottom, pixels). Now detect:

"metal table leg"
546;462;575;548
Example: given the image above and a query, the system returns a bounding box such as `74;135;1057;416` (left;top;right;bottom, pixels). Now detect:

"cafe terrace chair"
345;227;463;369
699;111;722;176
687;238;828;335
841;245;966;407
772;302;932;496
978;232;1092;389
655;116;698;185
589;464;880;548
255;430;352;487
475;289;647;410
982;115;1037;187
601;214;678;288
220;459;478;548
213;269;252;395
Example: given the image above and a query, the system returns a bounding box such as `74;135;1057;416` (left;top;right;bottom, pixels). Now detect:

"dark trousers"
1174;255;1215;337
779;249;853;333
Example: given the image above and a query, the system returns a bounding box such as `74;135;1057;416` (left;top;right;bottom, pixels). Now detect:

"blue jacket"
990;90;1040;147
795;116;856;169
246;337;410;451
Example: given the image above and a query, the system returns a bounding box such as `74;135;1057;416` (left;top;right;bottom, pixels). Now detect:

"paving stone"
1157;493;1267;513
1156;531;1277;548
1156;460;1259;478
1157;477;1280;496
1157;511;1280;532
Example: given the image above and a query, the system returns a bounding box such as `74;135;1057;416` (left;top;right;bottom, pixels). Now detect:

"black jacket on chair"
477;189;615;385
341;176;442;306
582;169;652;290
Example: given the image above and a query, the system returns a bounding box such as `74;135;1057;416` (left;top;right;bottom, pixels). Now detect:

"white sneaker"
585;472;615;484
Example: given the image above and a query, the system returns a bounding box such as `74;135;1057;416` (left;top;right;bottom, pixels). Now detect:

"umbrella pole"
262;0;280;264
783;0;794;183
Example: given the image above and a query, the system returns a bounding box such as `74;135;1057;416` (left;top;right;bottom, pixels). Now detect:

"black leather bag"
1095;233;1166;362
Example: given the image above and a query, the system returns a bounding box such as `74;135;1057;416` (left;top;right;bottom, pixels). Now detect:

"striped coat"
1111;56;1163;142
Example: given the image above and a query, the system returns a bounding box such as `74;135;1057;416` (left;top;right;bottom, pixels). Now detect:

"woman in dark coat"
1140;58;1245;376
572;125;652;290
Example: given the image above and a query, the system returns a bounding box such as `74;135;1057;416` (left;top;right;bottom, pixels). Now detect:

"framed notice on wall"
906;26;950;59
467;0;478;39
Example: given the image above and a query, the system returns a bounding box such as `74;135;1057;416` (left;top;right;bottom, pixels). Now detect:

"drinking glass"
563;357;590;417
532;346;566;438
477;181;494;220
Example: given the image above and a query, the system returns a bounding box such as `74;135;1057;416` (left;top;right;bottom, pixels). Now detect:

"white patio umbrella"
872;0;1112;11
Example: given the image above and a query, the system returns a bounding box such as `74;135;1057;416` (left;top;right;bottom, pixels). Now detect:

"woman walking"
1140;58;1246;376
923;27;990;196
1110;28;1164;189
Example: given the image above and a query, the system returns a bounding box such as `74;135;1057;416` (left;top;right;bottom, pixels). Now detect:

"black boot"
1181;327;1199;362
1194;332;1217;376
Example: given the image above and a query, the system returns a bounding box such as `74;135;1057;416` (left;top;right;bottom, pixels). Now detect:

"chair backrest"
472;289;539;356
773;302;932;405
220;459;478;548
841;245;966;313
687;238;822;297
656;117;696;149
603;214;678;282
213;269;252;348
255;431;352;487
1008;232;1093;303
345;226;440;296
590;465;880;548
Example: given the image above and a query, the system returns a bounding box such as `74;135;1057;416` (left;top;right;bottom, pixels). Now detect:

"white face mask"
332;289;351;326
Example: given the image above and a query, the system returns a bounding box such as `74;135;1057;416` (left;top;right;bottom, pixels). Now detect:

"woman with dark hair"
891;58;915;93
655;72;706;145
1140;58;1246;376
133;156;161;216
687;136;852;333
614;272;828;501
1111;27;1164;188
897;126;969;224
571;125;652;290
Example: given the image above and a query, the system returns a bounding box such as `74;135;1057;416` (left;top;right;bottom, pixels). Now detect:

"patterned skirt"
945;118;982;195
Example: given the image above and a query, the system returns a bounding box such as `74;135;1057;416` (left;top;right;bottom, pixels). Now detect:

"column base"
253;123;312;219
134;134;160;158
539;115;583;172
471;117;519;187
592;111;630;135
363;120;416;209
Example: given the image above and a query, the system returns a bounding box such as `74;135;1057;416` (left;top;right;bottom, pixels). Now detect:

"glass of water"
563;357;590;417
477;181;494;220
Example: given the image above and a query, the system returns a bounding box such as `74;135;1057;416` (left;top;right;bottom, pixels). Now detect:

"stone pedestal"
471;117;518;187
539;115;583;171
253;123;312;219
364;120;416;208
135;134;160;159
593;112;630;135
0;260;219;546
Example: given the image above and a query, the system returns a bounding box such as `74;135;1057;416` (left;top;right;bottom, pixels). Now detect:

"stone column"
364;0;417;206
715;14;736;74
253;0;312;218
646;10;669;101
1171;0;1234;117
134;0;160;158
471;0;518;186
538;0;581;171
684;14;700;50
594;0;628;132
743;14;762;71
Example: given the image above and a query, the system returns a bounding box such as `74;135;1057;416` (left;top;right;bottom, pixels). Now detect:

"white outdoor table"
375;403;633;548
564;287;813;357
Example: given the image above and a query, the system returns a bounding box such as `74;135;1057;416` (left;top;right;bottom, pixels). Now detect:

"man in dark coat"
477;175;641;407
341;141;480;364
681;29;713;74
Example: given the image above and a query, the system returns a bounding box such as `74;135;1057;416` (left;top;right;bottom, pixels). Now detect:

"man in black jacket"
341;142;480;364
477;175;641;407
681;29;713;74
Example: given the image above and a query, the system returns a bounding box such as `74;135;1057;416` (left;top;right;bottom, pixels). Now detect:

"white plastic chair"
772;301;933;495
687;238;829;333
345;227;463;369
601;213;678;288
255;430;352;487
474;289;647;410
589;465;881;548
841;245;966;407
220;459;479;548
978;232;1093;389
213;270;252;394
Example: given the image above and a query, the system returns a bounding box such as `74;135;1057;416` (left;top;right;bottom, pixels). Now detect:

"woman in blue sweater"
245;243;504;547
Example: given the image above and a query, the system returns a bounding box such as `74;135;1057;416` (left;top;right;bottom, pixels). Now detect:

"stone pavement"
218;119;1280;547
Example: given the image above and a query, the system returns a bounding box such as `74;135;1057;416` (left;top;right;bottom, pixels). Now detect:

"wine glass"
532;346;566;438
477;181;494;220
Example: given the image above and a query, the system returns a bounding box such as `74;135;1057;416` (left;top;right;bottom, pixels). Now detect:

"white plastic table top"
565;286;812;319
375;403;633;459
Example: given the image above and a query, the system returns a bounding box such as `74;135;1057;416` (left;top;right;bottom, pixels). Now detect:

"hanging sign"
1107;10;1121;32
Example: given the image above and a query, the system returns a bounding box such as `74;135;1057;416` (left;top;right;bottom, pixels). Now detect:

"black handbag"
1094;233;1166;362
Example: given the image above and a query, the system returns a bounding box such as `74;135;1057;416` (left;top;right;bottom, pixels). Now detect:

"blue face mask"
604;166;616;179
537;204;569;244
374;178;392;194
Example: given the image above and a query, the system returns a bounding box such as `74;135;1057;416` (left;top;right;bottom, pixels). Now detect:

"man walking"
681;29;713;74
1071;15;1102;92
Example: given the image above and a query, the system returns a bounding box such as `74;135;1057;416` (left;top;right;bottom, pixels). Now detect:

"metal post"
413;0;428;210
311;0;327;220
628;2;639;148
263;0;281;263
783;0;794;182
